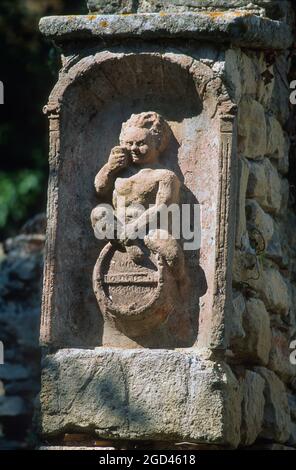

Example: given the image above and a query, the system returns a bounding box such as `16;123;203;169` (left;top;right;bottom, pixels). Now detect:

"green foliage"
0;170;44;230
0;0;85;239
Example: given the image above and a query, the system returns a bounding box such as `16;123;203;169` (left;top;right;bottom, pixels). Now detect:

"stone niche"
41;50;236;351
38;1;293;448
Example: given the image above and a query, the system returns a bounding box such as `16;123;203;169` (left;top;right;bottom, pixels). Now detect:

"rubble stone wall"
0;216;45;449
229;47;296;447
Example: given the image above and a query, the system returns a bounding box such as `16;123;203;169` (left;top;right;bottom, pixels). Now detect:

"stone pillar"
38;0;296;448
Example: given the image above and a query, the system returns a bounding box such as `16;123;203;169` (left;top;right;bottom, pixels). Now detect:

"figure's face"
120;127;159;165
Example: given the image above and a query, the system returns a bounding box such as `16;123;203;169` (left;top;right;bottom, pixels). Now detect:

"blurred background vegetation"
0;0;85;240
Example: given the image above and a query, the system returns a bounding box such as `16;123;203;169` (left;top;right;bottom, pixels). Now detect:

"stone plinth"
40;349;241;447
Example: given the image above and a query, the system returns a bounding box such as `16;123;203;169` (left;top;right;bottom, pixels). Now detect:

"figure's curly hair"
120;112;171;153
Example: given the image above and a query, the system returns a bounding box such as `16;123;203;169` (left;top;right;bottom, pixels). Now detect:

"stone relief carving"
91;112;190;340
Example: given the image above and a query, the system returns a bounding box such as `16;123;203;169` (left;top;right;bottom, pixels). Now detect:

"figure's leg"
91;205;116;241
144;229;185;280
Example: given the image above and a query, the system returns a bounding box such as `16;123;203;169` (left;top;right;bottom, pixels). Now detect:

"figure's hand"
124;222;138;242
107;146;130;173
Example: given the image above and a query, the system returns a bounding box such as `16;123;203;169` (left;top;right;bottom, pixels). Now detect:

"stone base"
40;349;241;448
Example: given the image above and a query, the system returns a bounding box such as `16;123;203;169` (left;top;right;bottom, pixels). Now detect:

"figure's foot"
126;244;145;263
144;229;186;280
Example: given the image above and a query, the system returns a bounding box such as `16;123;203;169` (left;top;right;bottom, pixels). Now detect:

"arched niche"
41;49;236;350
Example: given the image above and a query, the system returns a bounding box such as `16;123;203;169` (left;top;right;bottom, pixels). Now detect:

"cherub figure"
91;112;185;281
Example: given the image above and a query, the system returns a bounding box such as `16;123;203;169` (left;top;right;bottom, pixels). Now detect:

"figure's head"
120;112;171;165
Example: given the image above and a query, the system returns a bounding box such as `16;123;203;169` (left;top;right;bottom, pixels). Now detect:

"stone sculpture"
91;112;188;339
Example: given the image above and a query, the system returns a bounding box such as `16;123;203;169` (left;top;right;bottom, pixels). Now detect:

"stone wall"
0;216;45;449
229;46;296;447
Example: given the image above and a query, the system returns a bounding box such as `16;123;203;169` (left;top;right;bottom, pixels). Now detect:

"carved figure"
91;112;188;338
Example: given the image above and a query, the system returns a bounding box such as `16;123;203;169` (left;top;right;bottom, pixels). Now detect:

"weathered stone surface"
232;298;271;365
86;0;290;18
253;53;275;108
271;54;291;125
226;50;276;105
265;221;284;265
238;98;266;159
240;52;258;98
224;49;243;104
247;264;290;315
266;115;286;159
40;349;241;447
247;158;283;214
255;367;291;443
278;134;290;175
87;0;133;14
246;199;274;246
240;370;265;446
39;13;293;50
268;329;296;383
232;246;257;285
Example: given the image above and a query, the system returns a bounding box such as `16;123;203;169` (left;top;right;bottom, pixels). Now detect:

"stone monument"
38;0;296;449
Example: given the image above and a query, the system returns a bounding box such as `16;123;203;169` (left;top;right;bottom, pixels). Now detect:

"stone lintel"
39;12;293;50
40;348;241;447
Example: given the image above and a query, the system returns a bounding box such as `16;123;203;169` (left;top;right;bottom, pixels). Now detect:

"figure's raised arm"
95;146;130;198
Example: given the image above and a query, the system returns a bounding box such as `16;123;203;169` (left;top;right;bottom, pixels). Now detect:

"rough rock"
271;54;291;125
246;199;274;245
247;264;290;316
266;115;286;159
278;134;290;175
255;367;291;443
238;97;267;159
247;158;283;214
239;370;265;446
232;298;271;365
232;245;257;285
268;329;296;383
265;221;284;266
